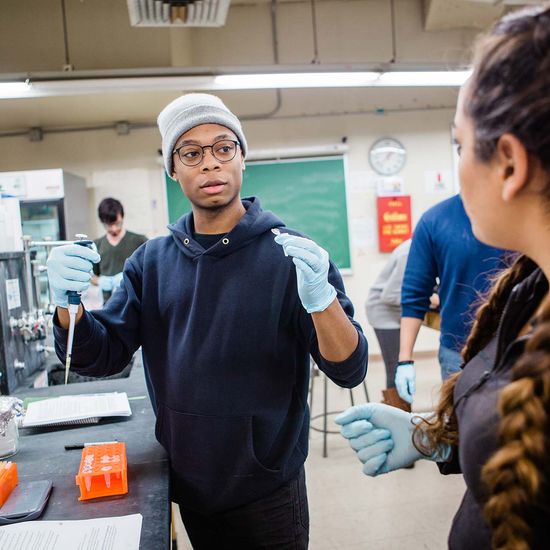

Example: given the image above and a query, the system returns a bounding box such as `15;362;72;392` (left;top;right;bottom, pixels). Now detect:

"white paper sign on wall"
376;176;405;197
348;170;377;195
350;217;376;253
424;170;452;194
6;278;21;310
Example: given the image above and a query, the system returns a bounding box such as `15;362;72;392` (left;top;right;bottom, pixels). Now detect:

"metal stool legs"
309;364;370;457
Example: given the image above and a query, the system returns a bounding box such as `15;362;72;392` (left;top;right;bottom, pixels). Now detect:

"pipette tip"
65;355;71;385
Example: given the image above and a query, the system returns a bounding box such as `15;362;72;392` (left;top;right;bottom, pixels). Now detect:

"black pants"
179;468;309;549
374;328;400;388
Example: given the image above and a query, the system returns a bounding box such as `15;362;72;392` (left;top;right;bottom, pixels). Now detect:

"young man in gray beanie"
47;92;368;548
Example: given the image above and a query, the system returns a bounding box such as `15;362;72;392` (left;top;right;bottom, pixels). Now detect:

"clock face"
369;138;407;176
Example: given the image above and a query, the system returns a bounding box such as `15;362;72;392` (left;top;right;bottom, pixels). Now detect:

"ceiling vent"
127;0;231;27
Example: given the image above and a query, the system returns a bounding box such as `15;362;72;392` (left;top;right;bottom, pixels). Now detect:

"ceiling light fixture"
0;80;32;98
213;70;472;89
375;70;472;87
213;72;381;89
0;69;472;100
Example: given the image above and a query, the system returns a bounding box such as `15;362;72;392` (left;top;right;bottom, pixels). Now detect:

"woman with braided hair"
336;5;550;549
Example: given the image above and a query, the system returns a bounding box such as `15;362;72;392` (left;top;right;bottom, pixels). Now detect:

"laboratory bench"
12;363;170;549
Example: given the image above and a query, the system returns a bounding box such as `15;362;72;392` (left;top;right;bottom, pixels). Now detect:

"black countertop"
13;364;170;549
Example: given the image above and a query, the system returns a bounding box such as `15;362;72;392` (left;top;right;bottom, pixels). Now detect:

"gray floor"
172;354;466;549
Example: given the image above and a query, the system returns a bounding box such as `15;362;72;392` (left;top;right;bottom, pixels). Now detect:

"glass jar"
0;397;22;459
0;416;18;458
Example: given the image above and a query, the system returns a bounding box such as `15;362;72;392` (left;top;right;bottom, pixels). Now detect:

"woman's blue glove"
274;233;337;313
46;244;100;308
335;403;450;476
395;363;416;404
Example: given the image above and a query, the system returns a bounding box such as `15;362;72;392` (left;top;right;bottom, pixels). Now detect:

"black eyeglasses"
173;139;240;167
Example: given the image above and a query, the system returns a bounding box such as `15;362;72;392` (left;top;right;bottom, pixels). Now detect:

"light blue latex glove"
46;244;100;308
395;363;416;404
273;233;337;313
111;272;123;290
98;275;113;292
335;403;450;476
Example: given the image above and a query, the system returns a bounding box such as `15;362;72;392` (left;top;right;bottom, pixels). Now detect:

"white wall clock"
369;137;407;176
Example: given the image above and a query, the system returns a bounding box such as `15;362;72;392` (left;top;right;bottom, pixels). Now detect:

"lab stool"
308;362;370;457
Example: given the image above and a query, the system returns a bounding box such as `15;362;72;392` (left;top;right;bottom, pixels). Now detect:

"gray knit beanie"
157;93;248;175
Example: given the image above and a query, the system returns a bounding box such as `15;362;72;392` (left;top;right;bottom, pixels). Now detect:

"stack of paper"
0;513;142;550
21;392;132;428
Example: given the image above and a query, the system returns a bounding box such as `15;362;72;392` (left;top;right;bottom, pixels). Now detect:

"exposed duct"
0;103;457;143
127;0;231;27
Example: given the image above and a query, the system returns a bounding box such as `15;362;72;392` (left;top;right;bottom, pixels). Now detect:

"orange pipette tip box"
0;461;18;507
75;442;127;501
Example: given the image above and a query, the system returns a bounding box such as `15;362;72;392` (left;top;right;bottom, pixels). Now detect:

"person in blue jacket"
46;93;368;548
337;6;550;549
395;193;507;404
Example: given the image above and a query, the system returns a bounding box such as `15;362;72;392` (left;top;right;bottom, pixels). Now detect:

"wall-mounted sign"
376;176;405;197
377;195;412;252
424;169;453;194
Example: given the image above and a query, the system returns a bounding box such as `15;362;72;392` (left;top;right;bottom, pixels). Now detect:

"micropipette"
65;234;94;385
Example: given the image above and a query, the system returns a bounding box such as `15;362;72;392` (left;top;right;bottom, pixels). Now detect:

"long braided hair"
416;254;538;448
414;5;550;548
482;298;550;550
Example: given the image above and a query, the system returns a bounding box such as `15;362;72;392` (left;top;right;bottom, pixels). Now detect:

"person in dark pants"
91;197;147;303
337;6;550;549
46;93;368;548
366;239;411;411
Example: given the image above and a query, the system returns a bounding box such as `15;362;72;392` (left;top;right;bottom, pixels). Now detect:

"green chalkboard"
164;156;351;269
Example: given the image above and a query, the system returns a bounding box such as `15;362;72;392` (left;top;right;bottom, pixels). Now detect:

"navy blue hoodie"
54;197;368;514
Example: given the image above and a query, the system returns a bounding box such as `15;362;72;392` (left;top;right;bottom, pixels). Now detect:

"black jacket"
439;267;549;549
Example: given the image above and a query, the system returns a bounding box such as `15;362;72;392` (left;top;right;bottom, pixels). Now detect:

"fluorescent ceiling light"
213;72;380;89
0;81;32;98
0;76;215;99
375;70;472;87
213;71;471;90
0;70;472;99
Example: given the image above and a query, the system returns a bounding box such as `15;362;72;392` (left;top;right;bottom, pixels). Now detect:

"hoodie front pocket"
158;405;280;479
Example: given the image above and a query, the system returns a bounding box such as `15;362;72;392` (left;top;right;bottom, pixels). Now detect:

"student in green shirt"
91;197;147;302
